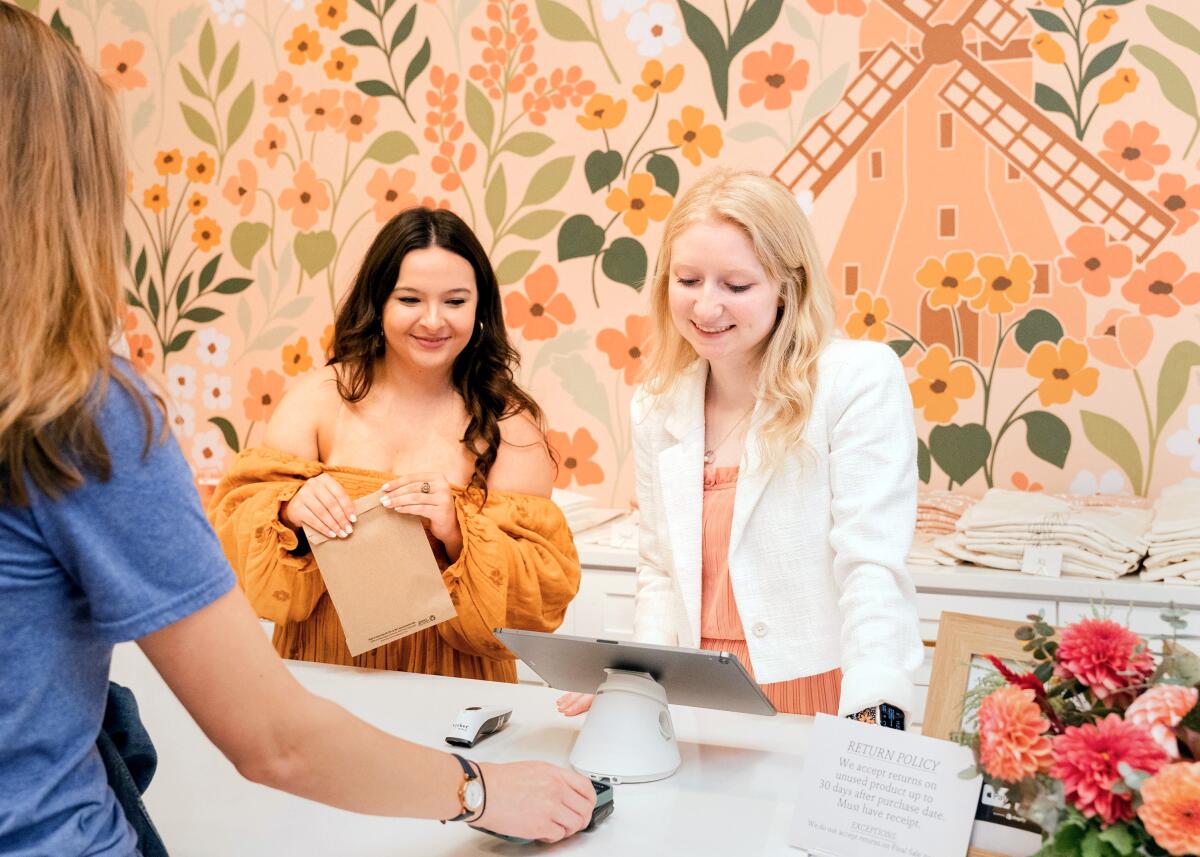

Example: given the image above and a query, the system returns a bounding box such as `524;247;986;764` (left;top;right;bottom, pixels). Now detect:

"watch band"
443;753;483;823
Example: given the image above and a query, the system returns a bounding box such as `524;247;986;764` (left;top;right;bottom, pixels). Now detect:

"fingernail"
380;497;390;507
346;525;353;534
381;483;390;492
350;514;357;523
328;530;337;538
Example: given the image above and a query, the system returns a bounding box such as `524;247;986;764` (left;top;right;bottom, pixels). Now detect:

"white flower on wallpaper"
1165;404;1200;472
603;0;647;20
169;401;196;438
208;0;245;27
1069;468;1126;495
280;0;304;10
195;329;231;367
794;188;815;216
201;373;233;411
191;429;227;471
626;3;681;57
166;364;196;401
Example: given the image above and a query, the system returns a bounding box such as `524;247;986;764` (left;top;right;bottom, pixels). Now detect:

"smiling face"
380;245;478;374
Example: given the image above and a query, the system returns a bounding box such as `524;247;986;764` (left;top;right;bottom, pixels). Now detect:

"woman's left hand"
381;473;463;560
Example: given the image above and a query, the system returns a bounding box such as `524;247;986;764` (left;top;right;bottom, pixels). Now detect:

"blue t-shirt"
0;367;235;856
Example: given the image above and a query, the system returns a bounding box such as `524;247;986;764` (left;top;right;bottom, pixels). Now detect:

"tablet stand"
568;668;681;783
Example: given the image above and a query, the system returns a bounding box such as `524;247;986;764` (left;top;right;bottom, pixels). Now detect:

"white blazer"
631;338;925;717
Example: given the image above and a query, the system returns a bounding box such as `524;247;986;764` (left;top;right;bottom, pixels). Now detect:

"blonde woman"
0;5;593;853
560;168;923;724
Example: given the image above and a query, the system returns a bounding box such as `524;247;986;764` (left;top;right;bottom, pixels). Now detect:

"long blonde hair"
0;2;154;505
640;168;835;461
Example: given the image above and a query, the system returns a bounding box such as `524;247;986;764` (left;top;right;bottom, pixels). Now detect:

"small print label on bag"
1021;545;1064;578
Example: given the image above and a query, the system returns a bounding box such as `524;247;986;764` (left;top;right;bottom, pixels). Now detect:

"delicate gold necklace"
704;407;753;465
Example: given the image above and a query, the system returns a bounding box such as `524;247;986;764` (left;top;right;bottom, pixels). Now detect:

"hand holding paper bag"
380;473;463;561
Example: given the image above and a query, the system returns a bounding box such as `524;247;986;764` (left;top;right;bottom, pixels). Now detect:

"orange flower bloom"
243;368;286;422
547;428;604;488
222;159;258;216
1031;33;1065;65
155;149;182;176
187;192;207;215
503;265;576;341
1100;121;1170;182
633;60;683;102
254;124;288;168
281;337;313;376
339;92;379;142
315;0;347;29
123;308;139;332
1138;762;1200;856
1121;251;1200;317
143;184;168;214
324;46;358;81
100;40;147;90
1098;67;1138;105
970;254;1034;314
977;685;1053;781
1086;9;1117;44
844;291;889;341
366;167;418;223
1056;225;1132;297
420;195;452;210
596;315;650;385
285;23;323;65
301;88;344;132
668;106;723;167
125;332;154;372
186;152;216;184
263;70;302;118
1011;472;1043;492
320;323;335;358
191;216;222;252
1027;338;1098;406
805;0;866;15
739;43;809;110
606;173;672;236
909;344;975;423
1087;308;1152;369
1151;173;1200;235
279;162;331;230
576;94;628;131
916;252;982;309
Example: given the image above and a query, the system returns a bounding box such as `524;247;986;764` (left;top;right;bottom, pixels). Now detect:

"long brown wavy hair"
0;3;158;507
329;207;543;500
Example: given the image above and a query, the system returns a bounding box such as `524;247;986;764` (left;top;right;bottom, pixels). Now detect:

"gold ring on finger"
420;481;431;494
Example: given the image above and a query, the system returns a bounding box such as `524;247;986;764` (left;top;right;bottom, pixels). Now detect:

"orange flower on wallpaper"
633;60;683;102
1087;9;1118;44
123;308;138;332
143;184;168;214
576;94;627;131
186;152;215;184
806;0;867;14
420;195;452;209
1121;252;1200;317
244;369;286;422
606;173;672;236
366;167;418;222
1026;338;1098;406
320;323;335;358
1100;121;1169;182
254;124;288;168
1097;68;1138;105
279;162;331;230
187;192;207;215
909;345;975;423
1150;173;1200;235
339;92;379;142
315;0;348;29
1031;33;1066;65
324;46;358;81
125;332;154;372
222;159;258;216
547;428;604;488
263;71;302;118
739;43;809;110
1056;225;1132;297
155;149;182;176
282;337;313;376
1087;308;1152;369
844;292;889;341
521;66;594;126
285;24;323;65
668;106;722;167
1011;472;1044;492
971;254;1034;314
100;40;147;90
504;265;576;341
916;252;982;309
192;217;221;252
597;315;649;385
301;89;344;132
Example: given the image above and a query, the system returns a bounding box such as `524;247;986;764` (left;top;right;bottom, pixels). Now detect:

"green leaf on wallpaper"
528;329;588;379
168;6;204;58
550;354;611;427
584;149;622;193
888;339;914;358
536;0;593;42
501;132;554;157
486;165;508;233
558;214;606;261
523;156;574;207
784;4;814;41
465;81;494;148
198;255;221;292
251;326;298;351
357;80;399;98
183;307;223;323
928;423;991;486
353;0;376;13
801;63;850;127
647;153;679;196
236;296;252;341
165;330;195;355
1017;411;1070;469
726;122;780;143
208;417;240;453
729;0;783;57
276;296;314;320
231;222;270;269
180;103;218;147
293;231;337;277
1155;340;1200;434
226;82;255;148
13;0;39;14
1081;410;1144;495
495;250;539;286
50;10;74;45
1034;84;1076;122
214;277;253;295
1130;46;1199;121
179;65;207;99
125;289;143;310
365;130;418;162
109;0;150;34
392;4;417;50
342;28;381;48
1081;40;1126;90
1092;0;1133;5
134;248;148;287
917;438;931;484
509;210;565;240
176;273;193;311
602;237;647;290
405;38;431;92
147;279;160;322
1028;8;1069;34
131;95;156;138
1146;6;1200;57
677;0;730;117
198;19;216;78
1014;309;1064;353
217;44;240;96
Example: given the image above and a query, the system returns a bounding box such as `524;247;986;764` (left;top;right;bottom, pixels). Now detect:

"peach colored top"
699;466;841;716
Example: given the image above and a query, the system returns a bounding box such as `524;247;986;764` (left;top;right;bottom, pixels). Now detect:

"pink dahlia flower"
1051;714;1168;826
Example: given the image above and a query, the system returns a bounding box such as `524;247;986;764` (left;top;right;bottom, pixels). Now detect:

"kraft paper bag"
305;488;456;656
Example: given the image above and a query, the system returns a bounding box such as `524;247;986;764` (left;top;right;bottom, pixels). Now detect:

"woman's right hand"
280;473;357;539
473;760;595;842
555;692;595;717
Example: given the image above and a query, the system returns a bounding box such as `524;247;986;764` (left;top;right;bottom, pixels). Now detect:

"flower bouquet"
957;610;1200;856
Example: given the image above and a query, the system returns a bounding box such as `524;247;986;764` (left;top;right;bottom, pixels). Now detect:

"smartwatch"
443;753;485;822
847;702;906;730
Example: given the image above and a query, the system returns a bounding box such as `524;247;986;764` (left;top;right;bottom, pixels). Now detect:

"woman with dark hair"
209;206;580;681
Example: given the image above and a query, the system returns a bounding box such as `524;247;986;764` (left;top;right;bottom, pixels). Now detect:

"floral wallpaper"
22;0;1200;505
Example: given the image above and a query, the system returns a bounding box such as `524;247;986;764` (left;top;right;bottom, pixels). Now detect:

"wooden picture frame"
922;612;1046;857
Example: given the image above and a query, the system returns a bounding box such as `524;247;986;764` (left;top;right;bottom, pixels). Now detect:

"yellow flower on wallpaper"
279;162;331;229
254;124;287;168
844;292;889;341
916;252;982;309
192;217;221;252
281;337;313;376
186;152;215;184
577;94;627;131
263;71;302;118
366;167;418;222
909;344;975;424
324;46;357;81
301;89;344;132
143;184;168;213
1026;338;1098;406
606;173;672;236
1087;10;1117;44
187;192;207;215
633;60;683;102
154;149;182;176
1098;68;1139;105
99;40;147;90
668;106;722;167
339;92;379;142
315;0;348;30
320;323;335;359
222;159;258;217
285;24;323;65
971;254;1034;314
1031;33;1065;65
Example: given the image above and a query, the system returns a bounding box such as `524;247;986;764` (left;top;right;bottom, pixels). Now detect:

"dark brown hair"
329;207;543;499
